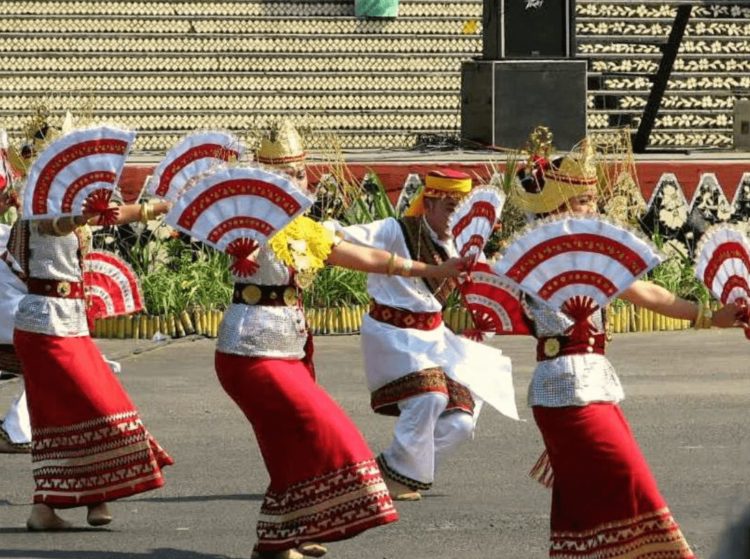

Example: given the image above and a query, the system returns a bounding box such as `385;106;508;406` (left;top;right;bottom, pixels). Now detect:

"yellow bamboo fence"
93;303;709;339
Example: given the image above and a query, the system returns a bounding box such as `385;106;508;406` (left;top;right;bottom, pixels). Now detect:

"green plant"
303;266;369;308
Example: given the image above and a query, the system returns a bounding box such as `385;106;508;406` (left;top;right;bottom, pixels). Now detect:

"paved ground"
0;330;748;559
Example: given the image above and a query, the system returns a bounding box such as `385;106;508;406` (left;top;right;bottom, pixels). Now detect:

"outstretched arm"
39;201;171;236
620;279;738;328
326;239;468;279
89;200;172;227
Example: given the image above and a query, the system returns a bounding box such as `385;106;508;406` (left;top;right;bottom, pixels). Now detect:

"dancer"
339;169;517;501
210;121;470;559
509;142;740;559
10;128;174;531
0;195;30;453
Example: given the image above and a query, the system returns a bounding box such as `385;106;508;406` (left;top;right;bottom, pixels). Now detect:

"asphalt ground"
0;330;748;559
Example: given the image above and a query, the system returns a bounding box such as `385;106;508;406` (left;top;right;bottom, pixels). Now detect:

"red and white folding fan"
448;186;506;259
0;130;13;192
146;131;245;201
83;250;144;319
165;166;314;277
460;261;531;339
22;125;135;224
695;223;750;339
493;216;662;336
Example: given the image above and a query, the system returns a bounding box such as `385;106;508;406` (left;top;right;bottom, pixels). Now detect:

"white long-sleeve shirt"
341;217;519;420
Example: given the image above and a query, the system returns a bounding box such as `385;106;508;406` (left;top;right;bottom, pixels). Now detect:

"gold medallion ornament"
241;284;262;305
543;338;561;358
56;281;72;297
283;287;298;306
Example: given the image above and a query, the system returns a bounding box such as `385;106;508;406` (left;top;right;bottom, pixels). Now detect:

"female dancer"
12;195;173;530
213;121;469;559
512;145;740;559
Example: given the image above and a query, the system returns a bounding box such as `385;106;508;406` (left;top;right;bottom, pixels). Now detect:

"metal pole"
632;5;692;152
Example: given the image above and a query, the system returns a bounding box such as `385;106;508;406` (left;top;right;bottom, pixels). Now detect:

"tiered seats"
0;1;747;154
579;1;750;149
0;0;483;154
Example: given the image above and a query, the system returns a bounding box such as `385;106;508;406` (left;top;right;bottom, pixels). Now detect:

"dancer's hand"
435;256;473;279
712;303;740;328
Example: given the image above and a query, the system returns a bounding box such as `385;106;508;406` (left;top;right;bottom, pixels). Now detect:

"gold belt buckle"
283;286;297;306
56;281;72;297
543;338;560;358
241;285;262;305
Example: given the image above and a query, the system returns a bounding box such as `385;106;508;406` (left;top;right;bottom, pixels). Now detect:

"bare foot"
26;504;72;531
86;502;113;526
250;549;305;559
384;476;422;501
297;542;328;557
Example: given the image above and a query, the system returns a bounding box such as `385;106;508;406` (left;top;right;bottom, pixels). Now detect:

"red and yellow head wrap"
404;169;472;217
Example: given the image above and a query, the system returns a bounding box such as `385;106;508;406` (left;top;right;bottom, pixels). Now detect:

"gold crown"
512;138;598;215
256;120;306;165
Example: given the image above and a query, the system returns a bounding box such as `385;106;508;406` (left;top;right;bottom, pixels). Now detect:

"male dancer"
340;169;517;500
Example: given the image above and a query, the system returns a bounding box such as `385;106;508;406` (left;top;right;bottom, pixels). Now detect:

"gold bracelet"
693;304;713;330
386;252;397;276
139;202;153;223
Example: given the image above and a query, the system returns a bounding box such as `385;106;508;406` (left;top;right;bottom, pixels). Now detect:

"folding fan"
165;166;314;277
83;250;143;319
493;216;662;337
695;223;750;339
146;131;245;201
448;186;506;259
22;125;135;224
460;261;530;339
0;130;12;191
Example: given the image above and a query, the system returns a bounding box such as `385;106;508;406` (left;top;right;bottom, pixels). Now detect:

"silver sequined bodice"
526;298;624;408
15;223;89;337
216;246;307;359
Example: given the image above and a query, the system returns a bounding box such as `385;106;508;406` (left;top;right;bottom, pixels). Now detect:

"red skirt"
215;351;398;552
533;404;694;559
14;329;173;506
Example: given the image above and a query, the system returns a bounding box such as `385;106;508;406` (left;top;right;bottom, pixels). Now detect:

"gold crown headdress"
256;119;306;166
512;137;598;215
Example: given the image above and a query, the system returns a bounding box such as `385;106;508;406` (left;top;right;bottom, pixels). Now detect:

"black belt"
232;283;299;307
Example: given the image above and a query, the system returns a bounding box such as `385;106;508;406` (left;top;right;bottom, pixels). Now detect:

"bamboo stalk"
200;309;209;336
193;309;203;336
132;315;140;339
139;315;148;339
342;307;351;334
324;308;333;335
175;313;186;338
180;310;195;335
213;310;222;337
306;308;316;335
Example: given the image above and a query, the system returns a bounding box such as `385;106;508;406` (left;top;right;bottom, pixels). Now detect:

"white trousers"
2;388;31;444
381;392;480;489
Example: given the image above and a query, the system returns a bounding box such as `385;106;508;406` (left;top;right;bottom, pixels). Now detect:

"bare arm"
88;200;171;227
39;201;171;235
325;239;468;279
620;279;738;328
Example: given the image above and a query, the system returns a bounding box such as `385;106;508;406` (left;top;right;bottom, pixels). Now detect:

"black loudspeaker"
461;60;587;150
483;0;576;59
